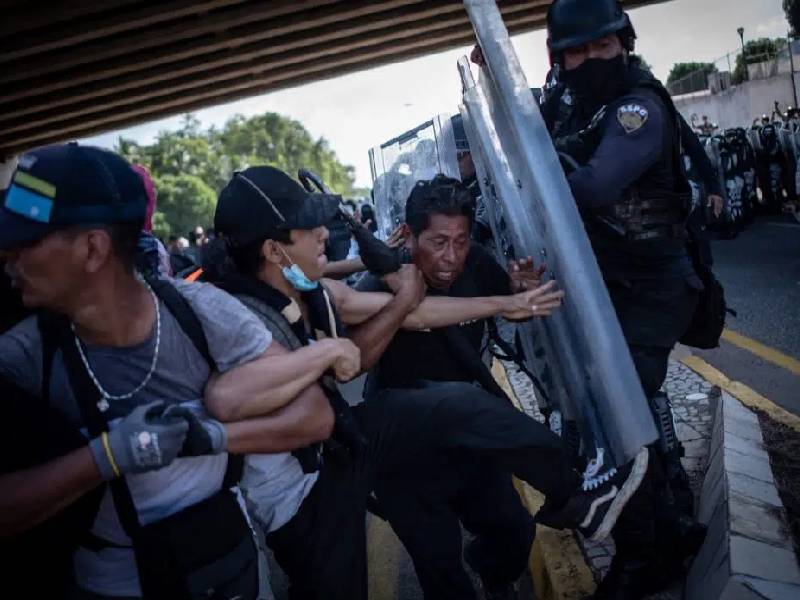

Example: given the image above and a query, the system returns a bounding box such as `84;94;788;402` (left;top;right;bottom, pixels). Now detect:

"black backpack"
680;221;733;349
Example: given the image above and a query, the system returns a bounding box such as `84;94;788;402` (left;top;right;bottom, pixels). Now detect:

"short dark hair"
405;174;475;236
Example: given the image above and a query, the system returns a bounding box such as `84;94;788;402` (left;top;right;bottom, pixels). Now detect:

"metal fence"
667;38;800;97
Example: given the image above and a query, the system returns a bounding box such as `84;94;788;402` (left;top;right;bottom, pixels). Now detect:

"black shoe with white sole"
535;448;649;542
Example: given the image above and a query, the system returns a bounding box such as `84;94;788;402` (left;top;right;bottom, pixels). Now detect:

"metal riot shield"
747;127;762;154
460;0;656;467
779;122;797;169
369;115;460;240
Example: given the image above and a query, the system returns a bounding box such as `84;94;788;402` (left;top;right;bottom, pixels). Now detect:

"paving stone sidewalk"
501;356;715;599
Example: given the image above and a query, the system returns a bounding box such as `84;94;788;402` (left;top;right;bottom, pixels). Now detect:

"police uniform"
554;59;701;397
543;0;702;598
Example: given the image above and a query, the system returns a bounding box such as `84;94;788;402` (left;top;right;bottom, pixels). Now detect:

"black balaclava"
560;54;630;105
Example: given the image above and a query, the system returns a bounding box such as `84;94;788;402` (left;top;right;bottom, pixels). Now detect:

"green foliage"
785;0;800;37
667;62;717;85
151;211;171;241
151;174;217;239
116;112;355;237
733;38;787;84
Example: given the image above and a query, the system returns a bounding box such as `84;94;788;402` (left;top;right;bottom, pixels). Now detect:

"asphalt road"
692;214;800;417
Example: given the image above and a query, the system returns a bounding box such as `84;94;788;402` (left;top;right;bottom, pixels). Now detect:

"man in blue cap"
0;143;336;599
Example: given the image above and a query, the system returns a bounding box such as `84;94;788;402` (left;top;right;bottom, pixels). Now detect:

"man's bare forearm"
348;294;417;371
403;296;506;329
205;342;337;421
0;446;102;537
225;384;334;453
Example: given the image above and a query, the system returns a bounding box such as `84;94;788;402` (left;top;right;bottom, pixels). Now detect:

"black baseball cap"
215;166;341;246
0;143;146;250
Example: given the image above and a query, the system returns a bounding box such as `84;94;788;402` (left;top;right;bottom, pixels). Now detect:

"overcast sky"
84;0;789;187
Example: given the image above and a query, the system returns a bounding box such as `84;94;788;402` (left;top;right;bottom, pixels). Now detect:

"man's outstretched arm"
325;275;564;330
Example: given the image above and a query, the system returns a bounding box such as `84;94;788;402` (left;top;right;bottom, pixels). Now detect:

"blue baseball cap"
0;143;147;250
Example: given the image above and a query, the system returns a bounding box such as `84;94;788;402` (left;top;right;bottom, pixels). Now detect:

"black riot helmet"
547;0;636;60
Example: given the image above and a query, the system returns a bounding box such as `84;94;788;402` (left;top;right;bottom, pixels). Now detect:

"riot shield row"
687;120;799;237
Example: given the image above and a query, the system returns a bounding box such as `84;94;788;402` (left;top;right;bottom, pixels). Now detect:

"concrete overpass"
1;0;667;157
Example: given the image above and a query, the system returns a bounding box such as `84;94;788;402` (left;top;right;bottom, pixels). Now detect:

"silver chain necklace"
71;281;161;413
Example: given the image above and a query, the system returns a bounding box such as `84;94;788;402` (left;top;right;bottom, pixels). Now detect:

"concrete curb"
492;360;596;600
686;391;800;600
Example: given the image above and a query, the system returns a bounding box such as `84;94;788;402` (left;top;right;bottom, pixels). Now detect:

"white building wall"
673;73;800;129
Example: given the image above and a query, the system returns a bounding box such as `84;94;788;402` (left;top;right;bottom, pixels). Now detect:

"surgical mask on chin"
561;55;629;105
279;246;319;291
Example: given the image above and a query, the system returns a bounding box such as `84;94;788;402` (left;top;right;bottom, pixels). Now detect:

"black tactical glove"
553;104;608;167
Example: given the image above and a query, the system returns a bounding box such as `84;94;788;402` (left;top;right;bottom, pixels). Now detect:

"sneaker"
578;448;649;541
536;448;649;542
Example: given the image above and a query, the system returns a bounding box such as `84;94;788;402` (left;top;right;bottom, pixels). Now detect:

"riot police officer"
545;1;705;597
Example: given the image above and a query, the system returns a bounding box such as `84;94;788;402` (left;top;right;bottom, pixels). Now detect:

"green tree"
785;0;800;37
667;62;717;85
151;211;172;241
152;174;217;238
115;111;355;238
733;37;787;84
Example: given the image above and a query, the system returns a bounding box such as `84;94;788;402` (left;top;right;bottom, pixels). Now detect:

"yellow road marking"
680;355;800;433
492;361;596;600
721;329;800;378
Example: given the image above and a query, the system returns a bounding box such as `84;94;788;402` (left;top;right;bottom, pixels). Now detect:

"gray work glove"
89;400;189;480
164;405;228;457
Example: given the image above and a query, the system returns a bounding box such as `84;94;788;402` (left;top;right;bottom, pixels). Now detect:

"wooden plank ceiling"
0;0;665;156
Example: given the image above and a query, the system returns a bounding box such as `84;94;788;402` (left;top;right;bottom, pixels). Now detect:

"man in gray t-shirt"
1;280;270;596
0;144;335;598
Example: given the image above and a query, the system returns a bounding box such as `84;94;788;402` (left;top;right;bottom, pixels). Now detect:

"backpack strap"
37;312;64;403
58;328;142;538
486;319;553;408
144;276;252;488
144;275;217;372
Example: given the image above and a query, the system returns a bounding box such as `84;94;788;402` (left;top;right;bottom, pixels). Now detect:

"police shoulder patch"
617;104;649;134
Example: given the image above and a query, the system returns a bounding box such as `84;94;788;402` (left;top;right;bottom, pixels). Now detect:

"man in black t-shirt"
357;176;549;600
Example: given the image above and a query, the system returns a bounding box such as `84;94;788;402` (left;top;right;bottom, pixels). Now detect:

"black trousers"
374;451;535;600
265;383;575;600
606;275;700;565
